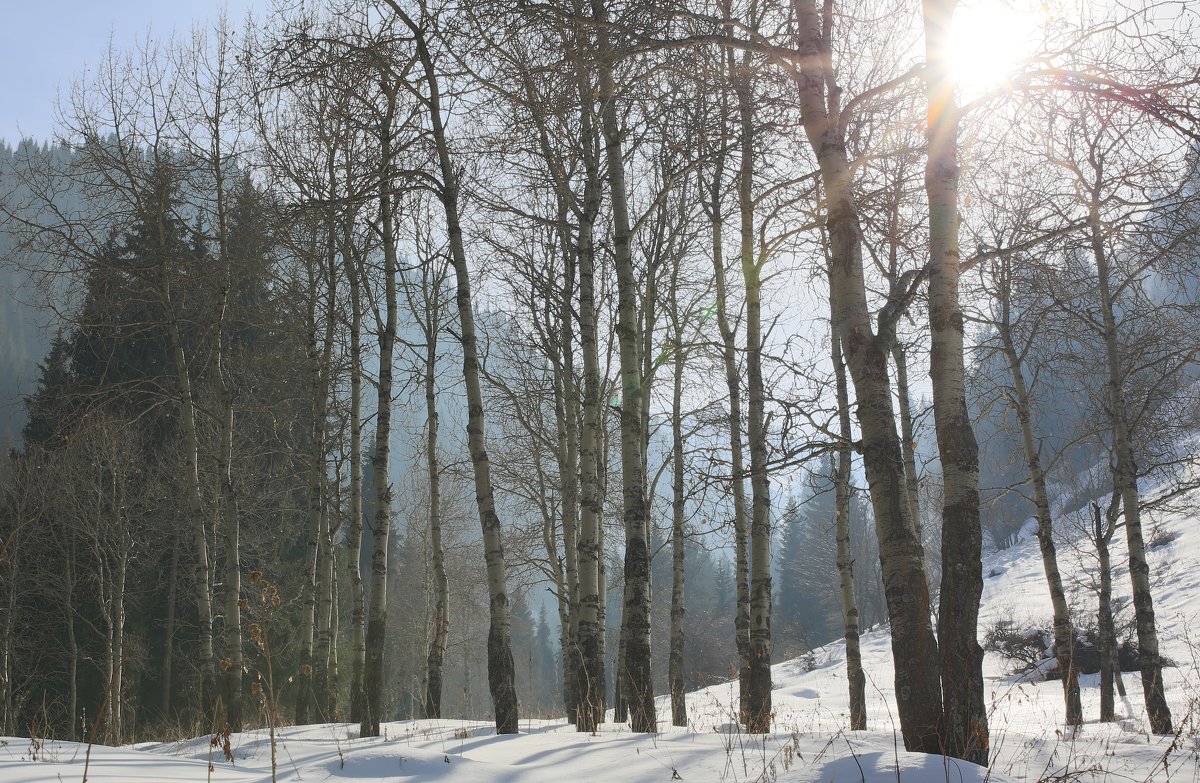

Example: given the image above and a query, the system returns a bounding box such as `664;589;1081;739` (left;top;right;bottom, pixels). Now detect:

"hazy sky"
0;1;265;145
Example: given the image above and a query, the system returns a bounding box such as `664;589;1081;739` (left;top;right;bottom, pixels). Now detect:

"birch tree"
974;248;1083;726
831;330;866;730
781;0;942;750
923;0;987;762
1036;95;1200;734
384;0;521;733
398;204;454;718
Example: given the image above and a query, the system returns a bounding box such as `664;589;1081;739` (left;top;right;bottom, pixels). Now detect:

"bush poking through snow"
984;616;1176;679
983;618;1051;674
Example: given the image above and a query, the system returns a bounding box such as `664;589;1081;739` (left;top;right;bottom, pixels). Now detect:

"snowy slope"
4;479;1200;782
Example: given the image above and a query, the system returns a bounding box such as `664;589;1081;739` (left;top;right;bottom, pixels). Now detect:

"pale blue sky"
0;1;265;145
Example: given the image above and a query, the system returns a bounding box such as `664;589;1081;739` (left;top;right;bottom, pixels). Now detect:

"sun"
948;2;1043;93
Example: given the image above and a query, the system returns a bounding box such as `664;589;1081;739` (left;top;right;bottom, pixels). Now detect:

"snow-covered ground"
5;484;1200;782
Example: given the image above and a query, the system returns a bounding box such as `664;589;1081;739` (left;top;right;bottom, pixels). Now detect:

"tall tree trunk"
65;530;82;737
0;559;15;737
1094;501;1117;723
668;277;687;729
203;45;243;735
832;331;867;730
593;0;654;732
104;576;115;742
924;0;987;763
995;278;1081;726
703;89;753;723
66;584;78;740
891;342;923;538
1088;207;1171;734
360;90;400;737
559;414;582;725
788;0;942;752
443;193;521;733
387;6;520;731
551;233;581;724
314;501;335;720
734;53;772;735
164;305;217;720
329;542;340;719
160;525;179;722
633;227;661;727
613;627;627;723
298;245;337;727
597;475;608;720
514;51;585;723
423;321;449;719
218;392;242;731
574;93;606;730
107;464;129;742
0;562;11;736
296;448;320;726
557;330;581;725
342;243;367;725
111;538;128;743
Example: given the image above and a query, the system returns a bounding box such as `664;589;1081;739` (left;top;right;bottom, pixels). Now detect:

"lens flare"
948;2;1042;92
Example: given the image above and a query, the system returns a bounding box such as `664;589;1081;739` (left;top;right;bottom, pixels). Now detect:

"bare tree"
922;0;988;761
397;201;454;718
698;37;753;725
585;0;655;733
781;0;942;751
974;246;1084;726
1032;93;1200;734
831;330;866;730
383;0;521;733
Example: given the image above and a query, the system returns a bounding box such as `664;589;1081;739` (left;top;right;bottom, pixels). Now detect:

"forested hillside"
0;143;60;447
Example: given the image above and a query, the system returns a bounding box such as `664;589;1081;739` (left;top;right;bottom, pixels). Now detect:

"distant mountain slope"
0;242;51;448
0;140;72;446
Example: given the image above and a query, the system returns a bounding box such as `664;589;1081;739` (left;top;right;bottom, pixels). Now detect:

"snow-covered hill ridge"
3;475;1199;782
